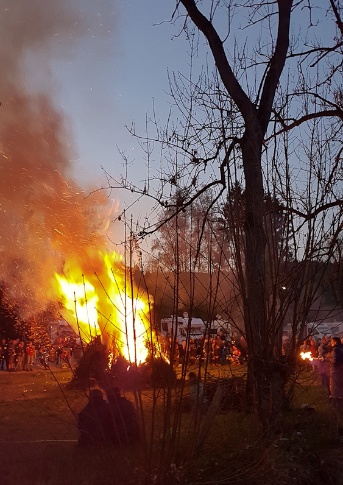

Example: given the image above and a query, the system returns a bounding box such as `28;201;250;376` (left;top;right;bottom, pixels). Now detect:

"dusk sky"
45;1;333;217
0;0;333;235
49;1;186;219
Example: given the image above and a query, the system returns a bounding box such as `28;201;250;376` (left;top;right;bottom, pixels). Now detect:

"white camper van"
160;313;232;345
160;313;205;345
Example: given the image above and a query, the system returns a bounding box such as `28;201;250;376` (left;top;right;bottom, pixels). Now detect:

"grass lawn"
1;365;343;484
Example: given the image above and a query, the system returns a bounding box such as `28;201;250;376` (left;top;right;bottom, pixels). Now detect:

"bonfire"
54;249;156;368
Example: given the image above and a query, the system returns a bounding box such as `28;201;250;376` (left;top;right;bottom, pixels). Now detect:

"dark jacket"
330;343;343;399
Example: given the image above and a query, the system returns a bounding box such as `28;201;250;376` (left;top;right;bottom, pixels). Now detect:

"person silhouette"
106;387;140;445
77;389;109;446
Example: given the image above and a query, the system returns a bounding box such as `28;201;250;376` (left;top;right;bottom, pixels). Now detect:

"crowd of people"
162;331;343;404
77;386;140;447
163;332;248;367
299;334;343;399
0;337;75;372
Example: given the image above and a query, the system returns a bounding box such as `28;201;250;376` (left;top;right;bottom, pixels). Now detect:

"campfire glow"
300;351;313;361
54;250;153;364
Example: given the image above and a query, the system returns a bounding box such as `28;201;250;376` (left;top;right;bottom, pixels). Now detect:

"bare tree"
109;1;343;431
146;0;342;431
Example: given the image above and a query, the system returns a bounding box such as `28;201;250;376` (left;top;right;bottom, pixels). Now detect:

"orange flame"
54;250;153;364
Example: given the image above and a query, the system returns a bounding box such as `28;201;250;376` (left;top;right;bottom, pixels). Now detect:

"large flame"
54;249;152;364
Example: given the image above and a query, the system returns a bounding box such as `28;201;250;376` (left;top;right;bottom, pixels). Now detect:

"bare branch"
266;109;343;140
283;199;343;222
329;0;343;37
258;0;293;133
180;0;254;124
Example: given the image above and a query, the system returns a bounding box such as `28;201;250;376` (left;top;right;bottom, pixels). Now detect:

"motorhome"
160;314;205;345
160;313;232;344
283;321;343;340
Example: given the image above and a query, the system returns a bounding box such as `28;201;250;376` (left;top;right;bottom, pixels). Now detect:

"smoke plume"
0;1;115;317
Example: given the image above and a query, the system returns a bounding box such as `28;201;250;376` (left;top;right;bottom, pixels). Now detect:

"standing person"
329;337;343;434
0;338;8;370
231;342;242;365
309;338;318;358
330;337;343;399
196;337;204;362
77;389;109;447
7;339;16;372
213;343;222;365
55;345;63;367
221;339;229;365
318;337;330;395
106;387;140;446
25;341;35;371
15;341;25;371
38;347;49;369
189;340;197;364
178;343;185;365
61;347;71;367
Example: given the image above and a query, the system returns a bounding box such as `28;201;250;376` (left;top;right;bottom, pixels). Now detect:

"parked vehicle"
160;313;232;344
283;321;343;340
307;321;343;339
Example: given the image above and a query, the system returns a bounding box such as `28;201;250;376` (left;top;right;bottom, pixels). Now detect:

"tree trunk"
179;0;293;431
241;129;272;429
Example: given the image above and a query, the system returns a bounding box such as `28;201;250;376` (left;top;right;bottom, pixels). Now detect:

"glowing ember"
300;351;313;361
54;250;153;364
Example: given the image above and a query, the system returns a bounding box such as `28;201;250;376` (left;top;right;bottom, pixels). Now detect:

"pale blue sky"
17;0;335;230
51;1;184;201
